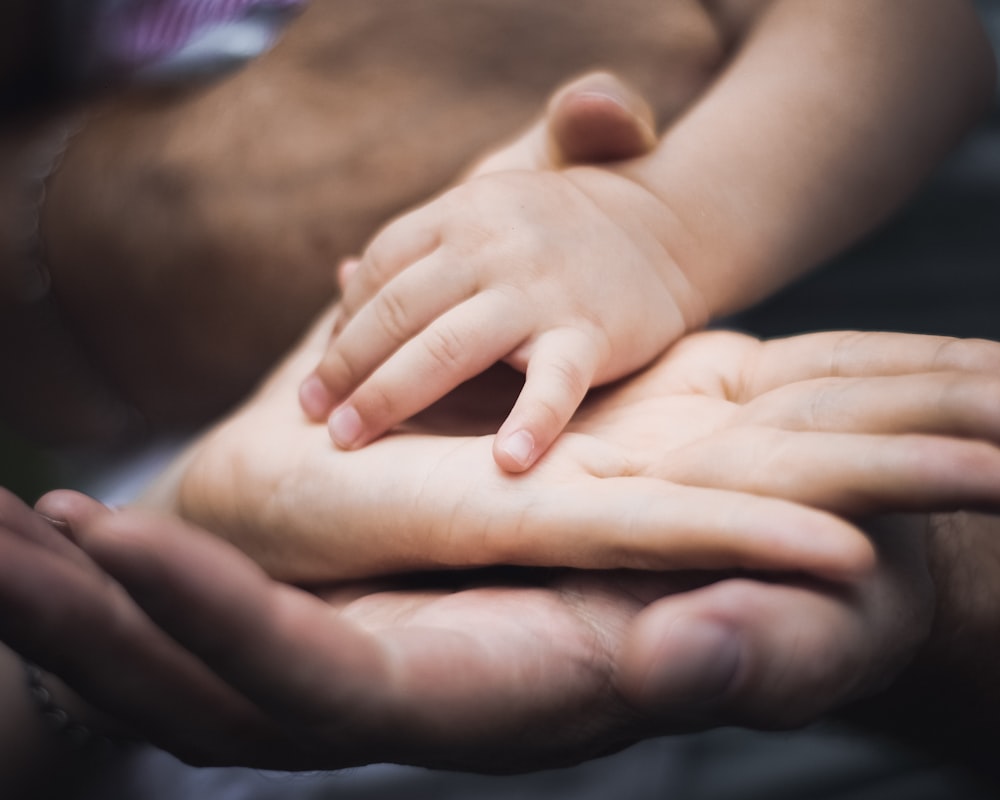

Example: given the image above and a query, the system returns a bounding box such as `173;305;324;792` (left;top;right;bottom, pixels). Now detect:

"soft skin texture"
4;485;998;789
21;0;725;442
15;0;991;446
133;307;1000;585
300;0;996;471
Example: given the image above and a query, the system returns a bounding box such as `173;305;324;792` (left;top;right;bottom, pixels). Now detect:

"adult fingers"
655;426;1000;516
183;424;873;584
494;327;601;472
546;71;658;166
740;371;1000;443
0;487;92;568
619;520;931;729
72;507;396;767
739;332;1000;400
0;515;276;767
424;467;875;581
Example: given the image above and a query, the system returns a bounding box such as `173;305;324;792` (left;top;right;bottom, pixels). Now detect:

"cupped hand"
17;488;674;771
149;311;1000;585
19;489;944;772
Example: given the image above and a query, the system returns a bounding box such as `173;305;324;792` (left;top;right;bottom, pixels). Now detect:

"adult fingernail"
299;376;333;420
329;405;363;449
499;430;535;469
639;619;741;709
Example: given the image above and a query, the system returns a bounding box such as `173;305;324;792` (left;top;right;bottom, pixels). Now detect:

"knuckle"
933;336;1000;373
423;323;468;373
372;284;413;344
545;354;591;404
353;380;396;427
316;346;361;395
827;331;871;376
363;233;398;288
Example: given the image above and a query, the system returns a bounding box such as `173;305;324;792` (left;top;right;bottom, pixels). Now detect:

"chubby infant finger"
327;292;526;450
494;326;602;472
301;251;478;420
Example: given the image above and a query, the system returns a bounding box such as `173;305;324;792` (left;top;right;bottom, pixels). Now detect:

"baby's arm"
615;0;996;316
302;1;996;471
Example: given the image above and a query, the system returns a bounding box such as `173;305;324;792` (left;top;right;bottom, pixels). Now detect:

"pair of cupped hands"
3;73;1000;774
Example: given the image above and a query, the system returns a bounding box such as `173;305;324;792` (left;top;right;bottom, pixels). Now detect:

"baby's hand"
300;165;703;471
298;71;688;472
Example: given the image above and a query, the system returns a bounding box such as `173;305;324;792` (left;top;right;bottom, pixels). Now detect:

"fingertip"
494;429;537;472
34;490;113;540
761;507;878;584
813;523;879;583
328;404;365;450
337;257;362;290
299;374;334;422
622;613;742;712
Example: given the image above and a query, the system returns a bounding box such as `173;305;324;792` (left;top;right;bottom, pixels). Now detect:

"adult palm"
2;488;932;772
159;312;1000;584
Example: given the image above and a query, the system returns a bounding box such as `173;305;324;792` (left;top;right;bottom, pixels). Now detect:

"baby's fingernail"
499;430;536;469
329;405;364;449
299;375;333;420
639;619;741;710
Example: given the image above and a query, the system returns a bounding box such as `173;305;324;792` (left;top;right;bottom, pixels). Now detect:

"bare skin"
8;1;991;448
15;0;726;441
138;306;1000;585
0;476;997;788
300;0;995;473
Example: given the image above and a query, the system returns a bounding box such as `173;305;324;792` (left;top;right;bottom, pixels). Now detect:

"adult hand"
153;314;1000;585
11;487;688;772
15;489;948;774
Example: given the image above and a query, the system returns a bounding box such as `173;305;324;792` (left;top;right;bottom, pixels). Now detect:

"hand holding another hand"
299;71;676;473
4;489;943;773
168;307;1000;586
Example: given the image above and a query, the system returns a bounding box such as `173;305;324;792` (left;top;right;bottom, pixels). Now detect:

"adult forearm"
623;0;996;316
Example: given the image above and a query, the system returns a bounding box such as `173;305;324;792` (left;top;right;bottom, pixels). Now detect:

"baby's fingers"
494;328;601;472
328;292;525;449
491;477;876;581
336;200;450;322
300;254;476;420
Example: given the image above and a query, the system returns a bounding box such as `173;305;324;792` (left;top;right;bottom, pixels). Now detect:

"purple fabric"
106;0;306;65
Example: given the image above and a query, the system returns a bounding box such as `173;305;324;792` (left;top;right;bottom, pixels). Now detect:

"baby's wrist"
565;164;710;334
